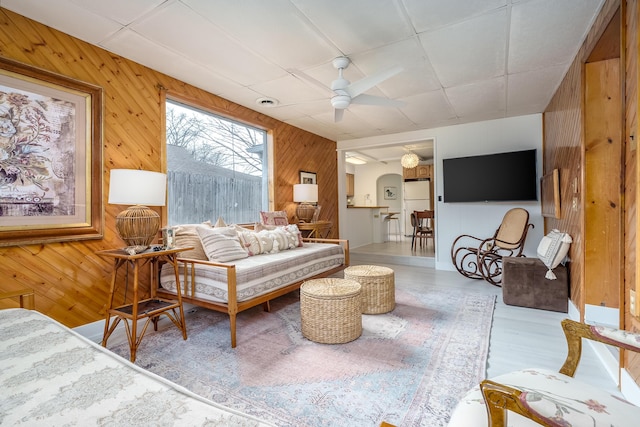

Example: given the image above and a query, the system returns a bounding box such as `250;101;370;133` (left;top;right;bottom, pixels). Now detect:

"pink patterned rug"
109;285;495;426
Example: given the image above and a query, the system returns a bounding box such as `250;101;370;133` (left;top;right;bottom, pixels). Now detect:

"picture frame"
300;170;317;185
0;57;103;247
541;168;561;219
384;186;397;200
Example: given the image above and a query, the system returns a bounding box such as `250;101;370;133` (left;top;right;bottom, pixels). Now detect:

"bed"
0;308;276;426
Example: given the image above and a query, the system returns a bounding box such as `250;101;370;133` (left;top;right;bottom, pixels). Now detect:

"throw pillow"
254;223;303;248
234;226;261;256
537;229;572;279
260;211;289;226
172;221;212;260
214;217;227;228
196;226;249;263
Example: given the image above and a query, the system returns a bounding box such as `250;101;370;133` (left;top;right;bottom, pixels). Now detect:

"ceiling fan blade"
287;68;334;96
351;94;406;108
334;108;344;122
345;65;403;98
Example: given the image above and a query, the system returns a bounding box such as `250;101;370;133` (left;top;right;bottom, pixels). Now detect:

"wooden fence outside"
167;170;262;226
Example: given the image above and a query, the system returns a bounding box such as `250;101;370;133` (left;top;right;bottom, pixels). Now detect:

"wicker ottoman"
300;278;362;344
344;265;395;314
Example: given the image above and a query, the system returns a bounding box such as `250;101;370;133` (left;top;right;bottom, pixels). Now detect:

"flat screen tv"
443;149;537;202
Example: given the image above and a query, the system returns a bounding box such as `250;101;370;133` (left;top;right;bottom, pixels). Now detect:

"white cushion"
536;229;572;279
448;368;640;427
196;226;248;263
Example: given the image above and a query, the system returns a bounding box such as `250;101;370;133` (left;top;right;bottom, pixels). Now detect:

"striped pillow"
196;226;248;263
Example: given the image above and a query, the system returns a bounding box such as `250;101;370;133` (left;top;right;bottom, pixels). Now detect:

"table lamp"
293;183;318;223
108;169;167;253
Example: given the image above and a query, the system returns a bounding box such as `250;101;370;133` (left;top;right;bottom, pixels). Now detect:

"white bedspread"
0;308;276;426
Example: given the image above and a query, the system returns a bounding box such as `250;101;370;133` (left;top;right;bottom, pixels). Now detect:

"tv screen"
443;149;537;202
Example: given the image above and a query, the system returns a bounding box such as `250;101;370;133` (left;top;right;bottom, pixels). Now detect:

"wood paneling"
543;0;621;320
626;0;640;383
0;8;338;327
584;59;622;309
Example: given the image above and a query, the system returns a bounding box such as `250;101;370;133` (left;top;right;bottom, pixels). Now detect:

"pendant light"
401;153;419;168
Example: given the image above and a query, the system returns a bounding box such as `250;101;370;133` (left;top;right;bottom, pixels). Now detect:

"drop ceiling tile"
349;39;441;98
129;2;284;86
509;0;604;73
404;0;507;32
183;0;338;70
445;78;506;117
249;74;326;105
348;105;416;134
420;8;507;88
400;91;457;126
2;0;122;44
101;28;239;97
70;0;165;25
507;64;568;114
290;0;413;54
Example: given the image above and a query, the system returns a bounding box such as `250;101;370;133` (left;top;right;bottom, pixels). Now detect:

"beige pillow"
255;223;303;248
173;221;212;260
196;226;248;263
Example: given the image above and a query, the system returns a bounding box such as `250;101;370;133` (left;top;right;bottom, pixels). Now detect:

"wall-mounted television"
443;149;537;203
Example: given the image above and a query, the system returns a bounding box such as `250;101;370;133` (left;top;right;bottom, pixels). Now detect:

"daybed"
0;307;275;426
157;221;349;348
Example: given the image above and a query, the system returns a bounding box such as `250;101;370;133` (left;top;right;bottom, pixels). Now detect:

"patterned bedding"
159;242;345;303
0;308;275;426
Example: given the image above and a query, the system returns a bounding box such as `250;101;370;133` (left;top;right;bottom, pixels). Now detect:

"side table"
97;246;191;362
298;220;332;238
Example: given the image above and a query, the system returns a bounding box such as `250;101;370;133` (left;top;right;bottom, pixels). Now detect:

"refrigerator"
403;180;430;236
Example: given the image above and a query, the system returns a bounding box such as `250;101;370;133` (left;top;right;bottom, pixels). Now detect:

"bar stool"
383;212;400;242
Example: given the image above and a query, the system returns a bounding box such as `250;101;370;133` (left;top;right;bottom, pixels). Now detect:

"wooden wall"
625;0;640;383
0;8;338;327
545;0;640;384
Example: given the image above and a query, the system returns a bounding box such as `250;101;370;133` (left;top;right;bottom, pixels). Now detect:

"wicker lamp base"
115;205;160;251
296;202;315;223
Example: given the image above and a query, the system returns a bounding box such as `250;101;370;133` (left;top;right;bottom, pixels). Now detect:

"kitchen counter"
344;206;389;246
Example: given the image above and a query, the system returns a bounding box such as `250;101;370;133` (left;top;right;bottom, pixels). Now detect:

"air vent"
256;97;279;107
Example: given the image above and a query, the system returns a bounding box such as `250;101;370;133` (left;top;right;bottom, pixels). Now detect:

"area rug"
109;286;495;427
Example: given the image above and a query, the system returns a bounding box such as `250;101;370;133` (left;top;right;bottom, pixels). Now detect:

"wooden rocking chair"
450;208;533;286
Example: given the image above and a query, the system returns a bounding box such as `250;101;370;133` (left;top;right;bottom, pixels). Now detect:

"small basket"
344;265;395;314
300;278;362;344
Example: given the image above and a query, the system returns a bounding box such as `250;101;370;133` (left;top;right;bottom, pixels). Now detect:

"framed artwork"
541;168;561;219
300;170;317;184
384;186;397;200
0;57;103;247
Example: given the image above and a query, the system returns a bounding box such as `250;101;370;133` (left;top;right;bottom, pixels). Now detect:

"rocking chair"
450;208;533;286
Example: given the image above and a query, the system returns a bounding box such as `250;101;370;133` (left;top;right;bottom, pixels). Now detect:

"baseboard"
621;368;640;406
584;303;619;328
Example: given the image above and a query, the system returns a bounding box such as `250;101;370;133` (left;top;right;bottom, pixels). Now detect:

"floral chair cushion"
448;368;640;426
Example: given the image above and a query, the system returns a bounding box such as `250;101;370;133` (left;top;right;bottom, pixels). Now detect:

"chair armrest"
559;319;640;377
0;288;35;309
480;380;552;427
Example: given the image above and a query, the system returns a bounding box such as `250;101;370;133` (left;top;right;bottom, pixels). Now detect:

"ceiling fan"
290;57;405;122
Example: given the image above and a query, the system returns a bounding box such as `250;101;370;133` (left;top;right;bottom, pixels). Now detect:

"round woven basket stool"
300;278;362;344
344;264;395;314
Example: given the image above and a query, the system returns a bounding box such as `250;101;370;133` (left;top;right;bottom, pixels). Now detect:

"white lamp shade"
108;169;167;206
293;183;318;203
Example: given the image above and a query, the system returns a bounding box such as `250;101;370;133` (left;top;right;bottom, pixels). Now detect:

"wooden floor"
350;237;621;395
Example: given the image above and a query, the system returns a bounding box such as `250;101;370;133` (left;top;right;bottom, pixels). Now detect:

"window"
165;99;268;225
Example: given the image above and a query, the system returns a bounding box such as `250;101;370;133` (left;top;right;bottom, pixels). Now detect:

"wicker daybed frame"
157;237;349;348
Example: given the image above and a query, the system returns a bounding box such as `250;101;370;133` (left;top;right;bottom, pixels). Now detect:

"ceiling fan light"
401;153;419;168
331;94;351;109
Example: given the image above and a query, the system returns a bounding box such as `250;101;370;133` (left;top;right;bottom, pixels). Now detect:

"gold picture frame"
0;57;103;246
